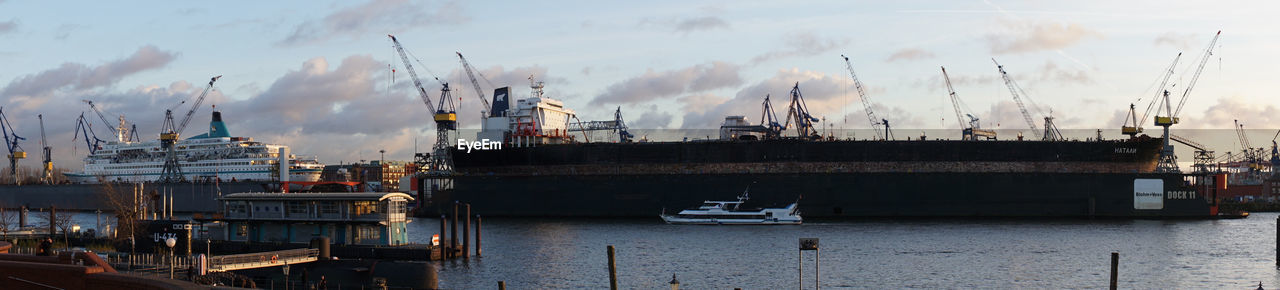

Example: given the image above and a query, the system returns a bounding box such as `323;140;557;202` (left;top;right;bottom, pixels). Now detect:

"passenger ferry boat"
65;110;324;184
659;189;802;225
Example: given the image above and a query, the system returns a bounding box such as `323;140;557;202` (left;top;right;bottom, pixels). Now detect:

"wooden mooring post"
475;215;483;257
1110;252;1119;290
607;245;618;290
463;203;471;259
451;202;459;258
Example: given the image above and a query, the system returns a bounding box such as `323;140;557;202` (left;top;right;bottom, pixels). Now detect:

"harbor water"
413;213;1280;289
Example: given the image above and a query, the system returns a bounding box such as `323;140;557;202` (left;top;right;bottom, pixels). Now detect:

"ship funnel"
207;110;231;138
490;86;510;117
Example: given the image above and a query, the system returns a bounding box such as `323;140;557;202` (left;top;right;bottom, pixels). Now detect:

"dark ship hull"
425;136;1219;218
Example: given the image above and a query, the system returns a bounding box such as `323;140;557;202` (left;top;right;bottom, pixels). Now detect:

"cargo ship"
418;82;1220;218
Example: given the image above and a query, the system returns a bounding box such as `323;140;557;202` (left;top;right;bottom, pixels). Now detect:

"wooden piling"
498;281;506;290
463;203;471;259
476;215;483;257
451;202;459;258
608;245;618;290
1110;252;1119;290
1275;215;1279;268
438;215;447;260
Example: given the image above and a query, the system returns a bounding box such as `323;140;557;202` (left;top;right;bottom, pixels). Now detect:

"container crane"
1123;53;1181;138
38;114;52;185
993;58;1061;141
72;113;106;154
389;34;457;171
1153;30;1220;173
942;66;996;141
457;52;493;117
0;107;25;185
158;75;221;183
841;55;890;140
784;83;821;140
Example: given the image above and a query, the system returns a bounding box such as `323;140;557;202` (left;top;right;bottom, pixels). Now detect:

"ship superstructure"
65;111;323;184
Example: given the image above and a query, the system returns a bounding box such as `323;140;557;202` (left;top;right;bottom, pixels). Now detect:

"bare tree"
97;182;142;241
0;205;13;239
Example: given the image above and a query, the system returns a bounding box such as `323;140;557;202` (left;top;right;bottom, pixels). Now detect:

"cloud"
637;14;730;34
673;16;729;33
1153;32;1196;51
885;48;935;62
1033;60;1090;84
985;20;1101;54
279;0;467;46
628;105;674;129
54;24;85;40
750;32;848;64
0;19;16;34
589;61;741;106
1;45;177;99
1193;97;1280;129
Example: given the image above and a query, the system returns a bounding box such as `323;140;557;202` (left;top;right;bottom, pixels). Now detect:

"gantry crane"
72;113;106;155
784;83;821;140
942;66;996;141
457;52;494;117
38;114;52;185
568;107;635;143
0;107;25;185
993;58;1062;141
1123;53;1182;138
841;55;891;140
1153;31;1220;173
389;34;456;172
157;75;221;183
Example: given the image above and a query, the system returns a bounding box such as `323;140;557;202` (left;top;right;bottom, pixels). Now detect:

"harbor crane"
1152;31;1220;173
72;113;107;155
157;75;221;183
1168;134;1215;173
1123;53;1182;138
389;34;457;172
38;114;52;184
82;100;136;142
841;55;891;140
457;52;493;117
993;58;1062;141
784;83;821;140
569;107;634;143
942;66;996;141
0;107;25;185
761;94;784;140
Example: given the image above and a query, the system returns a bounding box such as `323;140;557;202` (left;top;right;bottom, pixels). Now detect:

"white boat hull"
660;214;802;225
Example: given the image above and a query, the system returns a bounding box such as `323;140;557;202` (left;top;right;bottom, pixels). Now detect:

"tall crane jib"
389;34;456;172
783;83;821;140
38;114;52;185
993;59;1061;141
941;66;995;141
841;55;890;140
1152;30;1221;173
0;107;26;185
457;52;493;117
72;113;106;155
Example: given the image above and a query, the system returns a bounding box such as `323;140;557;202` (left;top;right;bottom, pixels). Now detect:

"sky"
1;0;1278;170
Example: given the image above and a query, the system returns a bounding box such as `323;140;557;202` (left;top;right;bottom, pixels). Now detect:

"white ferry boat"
659;189;801;225
65;110;323;184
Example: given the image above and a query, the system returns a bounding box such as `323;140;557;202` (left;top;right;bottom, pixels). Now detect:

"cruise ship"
65;110;323;184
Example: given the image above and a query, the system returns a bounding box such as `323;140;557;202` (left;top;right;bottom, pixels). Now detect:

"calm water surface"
410;213;1280;289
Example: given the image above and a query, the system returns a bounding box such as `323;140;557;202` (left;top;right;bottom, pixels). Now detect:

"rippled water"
411;213;1280;289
